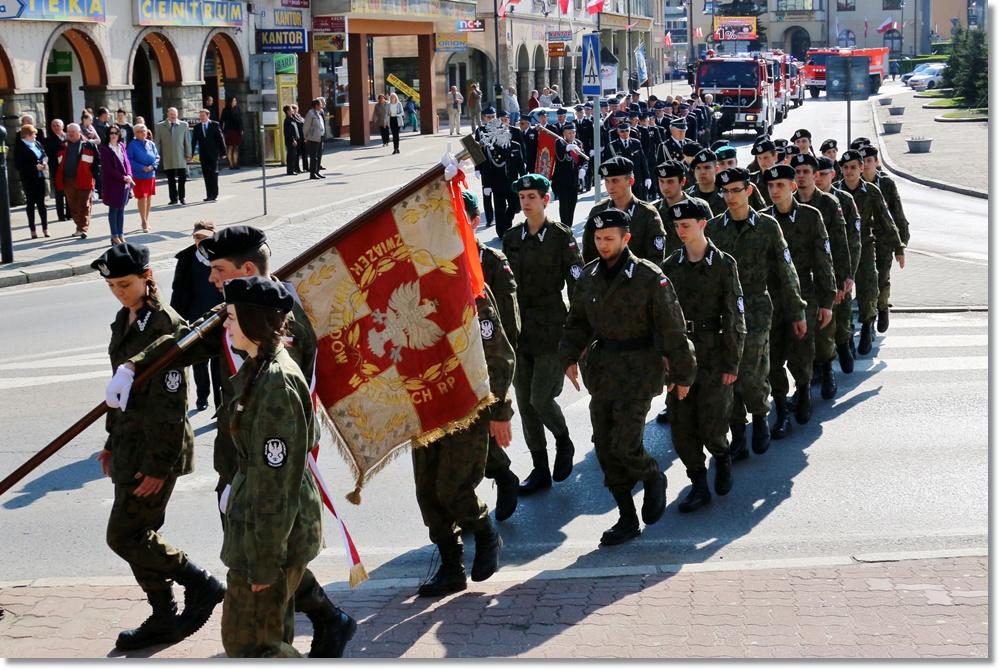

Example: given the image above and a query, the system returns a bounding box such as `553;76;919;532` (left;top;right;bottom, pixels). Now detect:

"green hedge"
943;28;988;109
893;56;948;75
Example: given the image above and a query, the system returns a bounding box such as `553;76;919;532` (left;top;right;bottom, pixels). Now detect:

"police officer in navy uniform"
552;122;587;226
603;120;651;201
475;107;526;238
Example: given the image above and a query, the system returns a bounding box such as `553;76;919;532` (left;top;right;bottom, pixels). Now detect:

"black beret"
859;145;879;158
816;156;837;171
653;101;667;109
224;276;294;314
92;242;150;278
537;109;549;116
599;156;634;177
482;106;497;115
792;153;819;169
715;145;737;161
711;139;730;151
628;103;640;112
751;139;777;155
691;149;717;167
839;149;864;165
599;99;609;107
791;128;812;141
682;142;703;157
201;225;268;261
656;160;687;179
668;200;709;222
849;137;871;150
785;145;800;156
562;122;576;131
773;138;789;148
819;139;838;152
762;164;797;182
716;167;752;188
752;134;771;146
511;173;550;193
616;121;632;130
590;208;631;230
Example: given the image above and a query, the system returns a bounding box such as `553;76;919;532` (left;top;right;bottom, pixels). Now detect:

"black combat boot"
810;361;821;386
172;560;226;641
600;490;641;546
771;399;793;439
858;320;874;355
678;471;711;513
471;516;503;582
849;335;857;359
115;590;180;651
640;470;667;525
305;598;357;658
730;422;749;460
552;433;576;482
837;342;855;374
714;453;733;496
794;385;812;424
751;414;771;453
418;544;467;598
494;468;520;522
821;361;837;400
518;450;552;495
877;306;890;333
655;405;670;424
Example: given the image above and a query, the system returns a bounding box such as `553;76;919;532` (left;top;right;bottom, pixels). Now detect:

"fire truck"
761;50;799;122
802;46;890;98
695;54;776;137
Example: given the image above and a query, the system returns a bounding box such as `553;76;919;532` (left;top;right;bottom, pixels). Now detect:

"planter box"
878;97;893;106
888;106;905;116
905;137;933;153
883;121;903;134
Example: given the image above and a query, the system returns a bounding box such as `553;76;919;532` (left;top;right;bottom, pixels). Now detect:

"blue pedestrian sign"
0;0;25;19
581;33;601;97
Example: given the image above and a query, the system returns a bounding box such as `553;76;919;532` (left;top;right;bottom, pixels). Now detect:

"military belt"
594;336;653;352
685;317;723;334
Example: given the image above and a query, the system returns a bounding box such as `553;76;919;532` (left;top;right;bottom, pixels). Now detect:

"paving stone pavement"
0;555;986;659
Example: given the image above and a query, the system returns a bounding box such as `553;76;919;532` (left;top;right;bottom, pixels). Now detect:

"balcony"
771;9;826;23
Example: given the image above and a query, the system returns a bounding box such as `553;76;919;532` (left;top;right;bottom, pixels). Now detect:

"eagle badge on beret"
522;177;531;187
721;173;730;183
673;206;682;218
594;216;604;228
97;262;110;277
824;240;831;254
654;236;664;250
770;168;779;177
600;166;609;176
480;319;495;340
570;265;582;279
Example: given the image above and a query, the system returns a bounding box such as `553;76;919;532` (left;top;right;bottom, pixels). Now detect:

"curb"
933;114;989;123
0;186;400;290
868;99;988;200
892;305;988;313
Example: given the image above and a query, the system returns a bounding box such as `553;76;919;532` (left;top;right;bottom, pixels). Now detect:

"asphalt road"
0;85;987;586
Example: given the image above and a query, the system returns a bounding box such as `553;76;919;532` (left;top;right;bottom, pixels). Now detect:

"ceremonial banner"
286;174;490;501
535;129;558;179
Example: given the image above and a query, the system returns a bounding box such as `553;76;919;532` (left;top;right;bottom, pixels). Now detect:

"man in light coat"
447;85;464;136
503;87;521;124
155;107;192;205
303;98;326;179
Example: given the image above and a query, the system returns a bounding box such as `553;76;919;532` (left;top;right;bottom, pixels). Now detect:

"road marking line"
1;344;107;364
0;354;108;371
854;355;987;373
0;370;108;390
874;334;987;349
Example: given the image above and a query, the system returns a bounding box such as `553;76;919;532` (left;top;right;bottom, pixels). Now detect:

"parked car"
909;64;947;90
900;62;936;85
527;107;563;125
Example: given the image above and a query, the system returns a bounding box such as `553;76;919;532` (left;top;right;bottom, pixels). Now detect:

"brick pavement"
0;555;986;659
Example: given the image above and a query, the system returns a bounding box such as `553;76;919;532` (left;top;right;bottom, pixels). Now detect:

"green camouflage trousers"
590;393;660;493
835;292;855;345
221;565;306;658
668;373;733;475
412;415;490;547
814;303;837;363
876;244;895;311
770;303;820;398
855;241;879;324
484;437;512;480
731;333;771;423
293;568;329;613
513;351;569;454
106;477;186;593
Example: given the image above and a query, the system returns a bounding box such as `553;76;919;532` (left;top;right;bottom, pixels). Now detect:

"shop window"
837;29;856;46
883;28;902;55
837;0;855;10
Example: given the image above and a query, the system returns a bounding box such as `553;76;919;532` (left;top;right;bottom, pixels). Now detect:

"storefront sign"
712;15;757;41
350;0;474;20
273;53;298;75
387;74;420;104
282;0;308;6
456;18;483;32
435;33;468;52
46;50;73;74
134;0;243;27
313;32;346;51
270;8;303;26
20;0;106;22
0;0;26;19
547;42;566;58
313;14;345;32
546;30;572;43
257;28;308;52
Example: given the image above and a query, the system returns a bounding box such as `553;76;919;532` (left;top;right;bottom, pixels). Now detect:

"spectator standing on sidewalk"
468;82;483;127
81;110;103;201
292;104;309;174
503;87;521;123
220;96;244;169
527;90;540;111
372;94;390;147
282;105;302;175
44;118;68;223
538;87;553;108
447;85;464;135
404;97;420;132
115;109;135;146
99;124;135;245
56;123;99;240
13;124;49;239
192;109;226;202
387;93;404;154
303;98;326;179
170;221;223;411
155;108;192;206
127;124;159;232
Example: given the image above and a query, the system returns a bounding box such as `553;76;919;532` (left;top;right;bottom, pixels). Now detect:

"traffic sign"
581;33;601;96
0;0;25;19
548;42;566;58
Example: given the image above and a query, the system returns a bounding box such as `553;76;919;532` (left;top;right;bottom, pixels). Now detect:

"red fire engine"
695;54;776;137
802;46;890;98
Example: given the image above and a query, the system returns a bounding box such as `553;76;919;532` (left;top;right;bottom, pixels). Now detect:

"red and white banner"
586;0;603;15
664;32;672;47
876;16;898;34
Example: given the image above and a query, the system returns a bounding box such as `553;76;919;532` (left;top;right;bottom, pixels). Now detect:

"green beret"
511;173;550;194
715;145;737;160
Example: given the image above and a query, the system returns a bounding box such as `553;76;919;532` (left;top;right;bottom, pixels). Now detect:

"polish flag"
664;32;673;47
559;0;569;14
695;26;703;39
586;0;604;14
864;17;869;38
876;16;898;33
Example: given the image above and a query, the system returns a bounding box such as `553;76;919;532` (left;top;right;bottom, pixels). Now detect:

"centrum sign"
134;0;243;26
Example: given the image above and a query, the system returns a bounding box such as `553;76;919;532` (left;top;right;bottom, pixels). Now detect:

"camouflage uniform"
220;348;322;658
706;209;805;423
656;194;712;257
795;188;851;363
661;241;746;475
105;301;194;595
750;171;774;208
865;172;910;311
412;286;515;545
585;196;667;264
502;219;583;458
763;201;837;396
686;184;728;217
477;242;520;480
828;187;863;346
559;249;697;494
835;180;904;324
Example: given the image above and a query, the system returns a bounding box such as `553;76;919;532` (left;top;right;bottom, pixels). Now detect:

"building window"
883;28;903;55
837;29;856;46
837;0;855;10
776;0;817;10
883;0;902;9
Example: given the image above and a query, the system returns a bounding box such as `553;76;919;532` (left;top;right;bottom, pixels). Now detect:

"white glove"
475;170;482;181
589;149;595;156
440;152;459;181
644;178;652;189
578;167;588;180
483;187;492;196
567;143;583;156
106;364;135;410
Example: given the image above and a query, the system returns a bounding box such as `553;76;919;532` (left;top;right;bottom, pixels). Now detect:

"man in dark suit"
282;105;302;175
192;108;226;201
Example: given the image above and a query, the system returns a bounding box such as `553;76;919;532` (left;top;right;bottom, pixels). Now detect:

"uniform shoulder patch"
737;296;745;314
783;247;793;264
480;318;496;340
264;438;287;468
855;217;862;232
164;369;182;393
570;264;583;279
823;239;831;254
653;236;665;251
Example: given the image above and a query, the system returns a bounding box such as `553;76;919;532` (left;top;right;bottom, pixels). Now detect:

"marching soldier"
819;139;842;180
816;156;862;371
577;103;596;190
551;122;587;226
97;243;224;652
745;134;770;173
603;119;650;201
663;117;692;162
553;108;571;134
835;150;905;356
761;165;836;437
412;282;513;597
106;226;356;658
681;142;702;184
749;138;781;208
686;149;727;216
790;128;815;156
860;145;910;333
474;108;526;238
502;174;584;495
473;107;499;228
463;191;521;521
584;156;667;264
661;201;746;512
654;159;712;260
706;168;806;460
560;208;697;545
792;153;852;399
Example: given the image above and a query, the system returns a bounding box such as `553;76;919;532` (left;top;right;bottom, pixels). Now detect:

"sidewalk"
869;83;988;197
0;553;986;658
